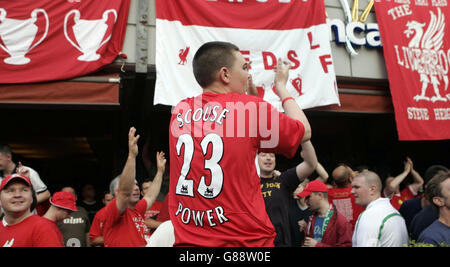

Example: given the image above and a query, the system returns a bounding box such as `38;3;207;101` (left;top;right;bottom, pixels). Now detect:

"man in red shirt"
168;41;311;247
0;174;63;247
43;191;79;247
328;164;365;229
102;127;166;247
383;157;424;210
141;178;164;234
89;191;113;246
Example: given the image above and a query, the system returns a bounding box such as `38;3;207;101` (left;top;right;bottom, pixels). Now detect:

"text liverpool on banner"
0;0;130;83
154;0;340;111
374;0;450;140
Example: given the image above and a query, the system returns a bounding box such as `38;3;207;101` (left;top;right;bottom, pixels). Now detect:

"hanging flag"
154;0;339;111
0;0;130;83
374;0;450;140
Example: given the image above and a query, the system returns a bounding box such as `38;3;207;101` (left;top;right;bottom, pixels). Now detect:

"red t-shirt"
169;92;304;247
328;187;365;229
0;215;64;247
35;199;51;216
384;185;417;210
144;200;163;219
89;206;107;242
156;194;170;222
102;198;150;247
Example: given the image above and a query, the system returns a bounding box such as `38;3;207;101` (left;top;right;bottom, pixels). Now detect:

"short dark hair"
30;187;37;212
425;171;450;212
424;165;448;185
0;144;12;156
193;41;240;88
142;177;153;184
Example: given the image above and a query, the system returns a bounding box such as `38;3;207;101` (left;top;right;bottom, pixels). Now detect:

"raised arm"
116;127;140;215
407;157;424;194
274;58;311;142
384;158;411;197
143;151;166;210
17;162;50;204
315;162;329;184
295;140;318;181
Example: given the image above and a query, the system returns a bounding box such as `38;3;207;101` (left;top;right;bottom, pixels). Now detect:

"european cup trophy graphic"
0;8;49;65
64;9;117;62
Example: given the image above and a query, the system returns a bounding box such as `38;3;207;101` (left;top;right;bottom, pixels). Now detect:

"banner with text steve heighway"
0;0;130;83
374;0;450;140
154;0;340;110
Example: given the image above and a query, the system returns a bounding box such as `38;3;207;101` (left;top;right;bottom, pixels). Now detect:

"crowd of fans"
0;41;449;247
0;135;448;247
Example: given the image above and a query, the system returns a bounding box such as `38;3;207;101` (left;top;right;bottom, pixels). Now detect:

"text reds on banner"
154;0;340;111
0;0;130;83
374;0;450;140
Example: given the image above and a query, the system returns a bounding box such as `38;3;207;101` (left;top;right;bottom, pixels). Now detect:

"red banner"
374;0;450;140
156;0;325;30
0;0;130;83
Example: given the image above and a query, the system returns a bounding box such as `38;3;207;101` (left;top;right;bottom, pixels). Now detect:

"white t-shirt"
0;165;47;194
146;220;174;247
352;198;409;247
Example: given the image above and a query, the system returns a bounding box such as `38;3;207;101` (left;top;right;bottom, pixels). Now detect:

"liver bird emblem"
404;8;448;102
178;46;190;65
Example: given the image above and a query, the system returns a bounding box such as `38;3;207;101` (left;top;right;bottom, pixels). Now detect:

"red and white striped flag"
154;0;339;110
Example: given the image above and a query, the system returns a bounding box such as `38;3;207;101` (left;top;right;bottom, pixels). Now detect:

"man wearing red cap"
43;191;79;246
298;179;353;247
0;174;63;247
0;144;51;213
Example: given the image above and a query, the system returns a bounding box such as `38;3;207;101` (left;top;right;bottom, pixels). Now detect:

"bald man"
351;171;409;247
328;165;364;228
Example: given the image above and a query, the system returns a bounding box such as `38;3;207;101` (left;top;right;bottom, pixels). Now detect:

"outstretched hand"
128;127;140;158
403;158;412;173
274;58;291;88
406;157;414;170
16;162;30;178
156;151;167;174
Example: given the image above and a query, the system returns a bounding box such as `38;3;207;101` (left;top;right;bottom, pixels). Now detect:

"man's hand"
298;219;307;232
16;162;30;178
303;237;318;247
128;127;140;158
156;151;166;174
406;157;414;170
274;58;291;92
246;74;258;97
403;158;412;174
273;170;281;178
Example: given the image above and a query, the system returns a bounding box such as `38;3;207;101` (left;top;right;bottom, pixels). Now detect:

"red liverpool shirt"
102;198;150;247
0;215;63;247
168;92;304;247
328;187;365;229
89;206;107;243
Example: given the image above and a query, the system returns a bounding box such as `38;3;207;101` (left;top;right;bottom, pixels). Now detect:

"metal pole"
67;76;121;83
136;0;149;73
